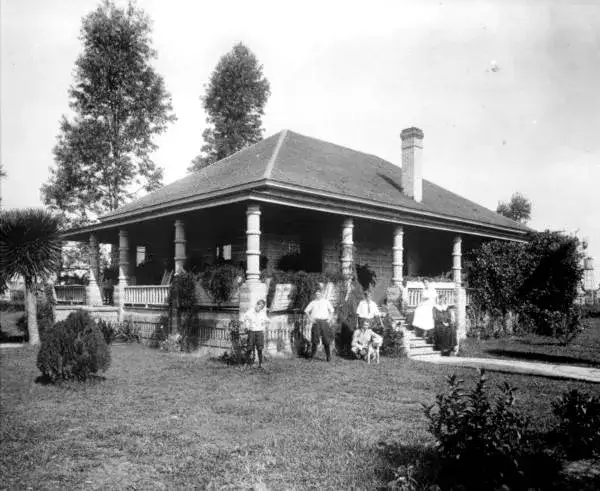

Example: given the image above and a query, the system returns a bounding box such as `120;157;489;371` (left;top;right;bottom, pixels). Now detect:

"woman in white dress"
412;279;437;335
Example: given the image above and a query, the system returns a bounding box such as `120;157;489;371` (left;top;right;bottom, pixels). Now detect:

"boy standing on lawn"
304;289;335;361
242;299;269;368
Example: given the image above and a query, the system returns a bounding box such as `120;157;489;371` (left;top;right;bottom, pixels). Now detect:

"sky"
1;0;599;286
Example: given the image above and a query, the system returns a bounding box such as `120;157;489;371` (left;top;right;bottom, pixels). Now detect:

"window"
216;243;232;261
136;246;146;266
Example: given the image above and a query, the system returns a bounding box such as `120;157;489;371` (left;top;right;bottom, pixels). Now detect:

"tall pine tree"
188;43;270;172
41;0;176;226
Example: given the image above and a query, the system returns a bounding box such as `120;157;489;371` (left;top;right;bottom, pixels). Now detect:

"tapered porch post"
392;226;404;287
86;233;103;306
453;235;467;343
341;218;354;278
387;225;405;310
114;229;129;319
452;235;462;286
239;203;266;313
174;219;186;275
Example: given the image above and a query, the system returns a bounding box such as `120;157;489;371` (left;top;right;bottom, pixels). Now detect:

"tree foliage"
41;0;175;226
0;209;62;344
496;192;532;223
188;43;271;172
467;230;585;340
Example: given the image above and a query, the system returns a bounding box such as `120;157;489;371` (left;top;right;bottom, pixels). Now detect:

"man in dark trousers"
304;289;335;361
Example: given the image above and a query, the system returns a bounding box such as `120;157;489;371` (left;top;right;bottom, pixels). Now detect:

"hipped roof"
67;130;530;239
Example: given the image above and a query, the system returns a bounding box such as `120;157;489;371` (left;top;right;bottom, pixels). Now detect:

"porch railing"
54;285;86;304
124;285;170;307
405;282;473;308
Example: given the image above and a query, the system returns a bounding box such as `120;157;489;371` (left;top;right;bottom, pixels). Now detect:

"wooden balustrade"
124;285;170;306
54;285;86;304
405;282;470;308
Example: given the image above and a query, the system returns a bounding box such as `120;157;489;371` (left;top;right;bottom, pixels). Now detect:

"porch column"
452;235;462;286
453;235;467;344
114;229;129;319
246;204;261;282
86;233;103;306
341;218;354;277
392;226;404;287
174;219;186;275
239;203;266;313
386;225;405;310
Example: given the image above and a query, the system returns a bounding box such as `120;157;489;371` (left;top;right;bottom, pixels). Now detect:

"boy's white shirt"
356;299;380;319
242;308;269;332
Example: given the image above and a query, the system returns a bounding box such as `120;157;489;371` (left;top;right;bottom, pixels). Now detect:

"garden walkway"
415;354;600;383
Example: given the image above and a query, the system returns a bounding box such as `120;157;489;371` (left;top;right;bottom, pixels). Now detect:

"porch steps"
383;304;441;358
403;329;440;359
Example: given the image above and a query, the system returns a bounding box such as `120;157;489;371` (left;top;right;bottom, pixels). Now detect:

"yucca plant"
0;209;62;345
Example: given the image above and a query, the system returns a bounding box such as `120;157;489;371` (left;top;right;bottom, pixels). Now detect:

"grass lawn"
1;344;598;490
460;318;600;368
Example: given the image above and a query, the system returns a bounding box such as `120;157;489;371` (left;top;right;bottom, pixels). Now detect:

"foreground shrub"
36;310;111;382
424;371;533;490
552;389;600;459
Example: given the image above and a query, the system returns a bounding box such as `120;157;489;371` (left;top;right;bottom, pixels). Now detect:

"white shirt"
352;328;383;349
242;308;269;332
356;299;380;319
304;298;334;320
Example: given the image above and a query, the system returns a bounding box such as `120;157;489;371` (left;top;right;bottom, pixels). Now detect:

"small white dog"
367;333;383;365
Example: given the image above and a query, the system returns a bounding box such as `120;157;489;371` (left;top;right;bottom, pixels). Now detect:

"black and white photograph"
1;1;599;489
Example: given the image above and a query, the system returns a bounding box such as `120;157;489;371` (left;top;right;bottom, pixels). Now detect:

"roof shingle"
102;129;528;233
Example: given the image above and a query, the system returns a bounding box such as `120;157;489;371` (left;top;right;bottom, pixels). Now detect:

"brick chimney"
401;127;424;202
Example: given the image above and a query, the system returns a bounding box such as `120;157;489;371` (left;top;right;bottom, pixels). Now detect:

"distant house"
59;127;529;347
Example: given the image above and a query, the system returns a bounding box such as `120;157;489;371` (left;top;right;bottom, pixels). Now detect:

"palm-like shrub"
1;209;62;344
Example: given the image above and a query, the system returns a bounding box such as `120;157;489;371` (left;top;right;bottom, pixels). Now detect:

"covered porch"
58;200;478;336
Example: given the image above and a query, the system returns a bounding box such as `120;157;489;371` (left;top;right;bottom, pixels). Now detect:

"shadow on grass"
485;349;600;368
34;374;107;385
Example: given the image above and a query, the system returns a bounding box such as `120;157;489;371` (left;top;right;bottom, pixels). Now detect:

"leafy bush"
355;263;376;291
581;303;600;318
160;333;182;352
468;230;585;339
373;314;406;358
424;371;532;490
0;300;23;312
97;319;115;345
36;310;111;382
14;299;55;342
114;321;140;343
201;263;243;304
266;271;344;312
220;319;250;364
335;277;364;356
552;389;600;459
167;272;201;351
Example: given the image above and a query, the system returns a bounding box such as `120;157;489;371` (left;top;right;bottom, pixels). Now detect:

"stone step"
408;350;442;359
408;344;436;354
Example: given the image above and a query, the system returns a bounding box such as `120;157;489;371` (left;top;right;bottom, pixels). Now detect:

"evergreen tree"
496;192;532;224
188;43;270;172
41;0;175;226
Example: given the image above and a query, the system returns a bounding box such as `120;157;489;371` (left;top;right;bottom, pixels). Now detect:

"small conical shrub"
37;310;111;382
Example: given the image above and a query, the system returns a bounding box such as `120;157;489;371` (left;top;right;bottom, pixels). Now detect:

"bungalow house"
58;127;529;353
